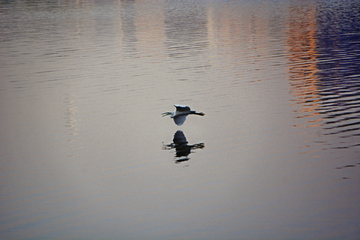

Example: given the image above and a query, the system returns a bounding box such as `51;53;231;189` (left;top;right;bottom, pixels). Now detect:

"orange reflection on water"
286;4;323;129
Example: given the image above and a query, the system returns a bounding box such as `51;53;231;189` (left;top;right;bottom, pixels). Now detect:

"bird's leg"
189;110;205;116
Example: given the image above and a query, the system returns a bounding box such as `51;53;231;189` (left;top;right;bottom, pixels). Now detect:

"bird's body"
162;105;205;126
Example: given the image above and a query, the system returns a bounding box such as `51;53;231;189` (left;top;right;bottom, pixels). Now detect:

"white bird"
162;105;205;126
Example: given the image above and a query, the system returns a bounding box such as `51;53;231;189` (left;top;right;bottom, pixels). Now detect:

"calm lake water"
1;0;359;239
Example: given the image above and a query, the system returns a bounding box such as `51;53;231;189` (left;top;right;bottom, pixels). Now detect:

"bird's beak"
161;112;170;117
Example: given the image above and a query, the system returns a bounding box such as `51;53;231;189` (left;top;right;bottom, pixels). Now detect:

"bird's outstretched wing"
174;105;191;113
173;115;187;126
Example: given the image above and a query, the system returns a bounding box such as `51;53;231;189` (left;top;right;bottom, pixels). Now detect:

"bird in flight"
162;105;205;126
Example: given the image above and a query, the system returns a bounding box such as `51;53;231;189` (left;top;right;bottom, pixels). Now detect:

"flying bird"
162;105;205;126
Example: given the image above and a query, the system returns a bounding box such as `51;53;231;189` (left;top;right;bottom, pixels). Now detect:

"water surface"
0;0;359;239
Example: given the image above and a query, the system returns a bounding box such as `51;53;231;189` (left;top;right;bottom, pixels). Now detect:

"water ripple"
288;0;360;151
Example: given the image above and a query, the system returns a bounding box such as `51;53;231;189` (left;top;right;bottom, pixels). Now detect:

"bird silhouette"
163;130;204;163
162;105;205;126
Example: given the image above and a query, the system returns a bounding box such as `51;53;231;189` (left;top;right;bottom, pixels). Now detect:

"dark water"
0;0;359;239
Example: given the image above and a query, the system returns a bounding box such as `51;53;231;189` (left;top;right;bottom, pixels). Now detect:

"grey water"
0;0;359;239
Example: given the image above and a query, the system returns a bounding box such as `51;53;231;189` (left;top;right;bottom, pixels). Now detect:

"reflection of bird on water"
162;105;205;126
163;130;204;163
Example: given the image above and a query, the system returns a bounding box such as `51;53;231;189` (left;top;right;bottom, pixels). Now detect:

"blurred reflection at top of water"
287;0;360;153
164;0;208;58
316;0;360;147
